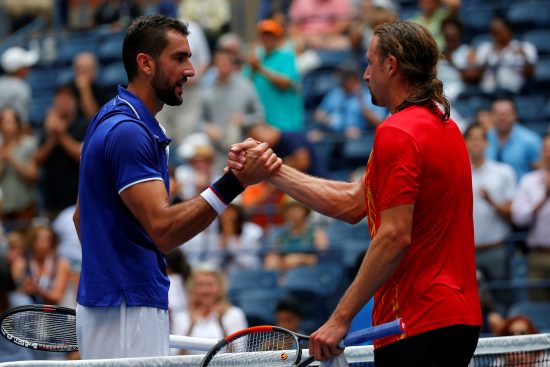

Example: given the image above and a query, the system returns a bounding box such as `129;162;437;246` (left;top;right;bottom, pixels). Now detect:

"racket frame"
0;304;78;352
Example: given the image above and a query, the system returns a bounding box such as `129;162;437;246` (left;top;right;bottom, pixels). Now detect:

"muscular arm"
268;164;365;223
120;179;218;254
308;204;413;360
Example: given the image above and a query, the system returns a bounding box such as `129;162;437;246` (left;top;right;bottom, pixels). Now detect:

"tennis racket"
200;318;406;367
0;304;77;352
0;304;218;352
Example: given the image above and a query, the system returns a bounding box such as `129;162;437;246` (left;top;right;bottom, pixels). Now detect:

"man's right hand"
229;139;282;186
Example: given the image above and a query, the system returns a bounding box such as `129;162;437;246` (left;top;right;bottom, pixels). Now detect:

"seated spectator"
288;0;353;50
0;107;38;224
409;0;460;50
497;315;539;337
486;97;541;181
275;295;304;333
171;265;247;351
465;123;516;281
70;52;113;120
472;17;537;95
201;48;264;171
217;204;264;273
511;134;550;301
314;68;387;138
93;0;141;28
0;255;33;362
33;86;89;220
244;20;304;132
264;198;329;271
18;223;71;305
0;46;38;125
437;17;475;102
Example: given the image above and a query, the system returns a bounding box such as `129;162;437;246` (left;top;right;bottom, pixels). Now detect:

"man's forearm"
268;164;365;223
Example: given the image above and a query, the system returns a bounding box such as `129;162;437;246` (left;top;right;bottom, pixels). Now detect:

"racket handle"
338;318;405;348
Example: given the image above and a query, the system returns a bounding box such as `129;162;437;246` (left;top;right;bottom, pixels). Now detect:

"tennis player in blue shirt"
73;15;281;359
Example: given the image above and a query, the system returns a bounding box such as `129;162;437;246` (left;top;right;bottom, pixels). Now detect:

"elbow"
344;212;366;225
384;226;412;252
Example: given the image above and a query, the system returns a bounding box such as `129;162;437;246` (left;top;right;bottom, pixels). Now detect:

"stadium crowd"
0;0;549;361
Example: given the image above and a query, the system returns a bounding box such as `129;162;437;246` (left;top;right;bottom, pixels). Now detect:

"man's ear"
386;55;398;77
136;53;155;77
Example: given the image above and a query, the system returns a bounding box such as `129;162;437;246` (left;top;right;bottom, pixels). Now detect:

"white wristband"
200;187;227;215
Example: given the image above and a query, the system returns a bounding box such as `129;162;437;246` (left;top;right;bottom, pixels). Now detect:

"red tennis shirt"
364;105;482;348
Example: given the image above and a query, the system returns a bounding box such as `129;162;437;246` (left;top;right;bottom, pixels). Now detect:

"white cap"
1;47;39;74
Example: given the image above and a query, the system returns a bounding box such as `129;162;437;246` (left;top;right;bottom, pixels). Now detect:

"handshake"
226;138;282;187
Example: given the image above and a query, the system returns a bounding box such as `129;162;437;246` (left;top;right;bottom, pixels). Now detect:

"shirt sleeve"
105;120;163;194
511;174;537;226
373;125;422;211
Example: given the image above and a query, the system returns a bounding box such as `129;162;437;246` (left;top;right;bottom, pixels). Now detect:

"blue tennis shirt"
77;85;171;309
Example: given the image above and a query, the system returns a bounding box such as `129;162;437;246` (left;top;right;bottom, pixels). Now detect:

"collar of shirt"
115;85;172;148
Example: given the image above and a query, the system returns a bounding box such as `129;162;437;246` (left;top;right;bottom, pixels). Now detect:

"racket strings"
2;311;77;349
207;331;298;367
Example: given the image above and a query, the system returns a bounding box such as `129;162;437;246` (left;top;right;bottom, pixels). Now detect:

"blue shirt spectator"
485;97;541;180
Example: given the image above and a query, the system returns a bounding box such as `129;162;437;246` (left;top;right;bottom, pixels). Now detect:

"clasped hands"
227;138;282;187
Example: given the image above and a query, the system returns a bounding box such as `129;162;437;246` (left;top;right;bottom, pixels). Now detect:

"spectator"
166;249;191;316
201;32;246;88
275;296;304;333
18;223;71;305
486;97;541;181
264;197;329;271
217;204;264;273
156;20;210;145
0;107;39;224
0;46;38;125
0;255;33;362
70;52;112;120
511;134;550;301
177;0;231;52
465;123;516;281
93;0;142;28
244;20;304;132
288;0;353;50
472;17;537;95
33;86;88;220
245;123;328;177
497;315;539;337
409;0;460;50
51;205;81;307
474;107;494;131
437;17;475;102
171;265;247;349
201;48;264;171
314;68;387;138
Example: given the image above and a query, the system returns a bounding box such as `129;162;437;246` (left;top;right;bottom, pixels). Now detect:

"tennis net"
0;333;549;367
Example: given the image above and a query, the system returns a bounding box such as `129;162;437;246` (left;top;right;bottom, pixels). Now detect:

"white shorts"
76;300;169;359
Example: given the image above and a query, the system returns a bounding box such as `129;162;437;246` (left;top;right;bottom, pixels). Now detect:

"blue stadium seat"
342;134;375;162
523;30;550;56
97;32;125;63
508;301;550;332
339;238;369;270
470;33;492;49
326;219;370;244
228;269;279;302
56;32;100;66
507;2;550;32
460;5;497;36
534;57;550;93
514;95;547;122
522;121;549;137
234;288;285;326
97;62;127;88
26;67;58;93
29;95;53;127
55;67;74;86
315;49;354;69
282;263;343;298
301;70;339;111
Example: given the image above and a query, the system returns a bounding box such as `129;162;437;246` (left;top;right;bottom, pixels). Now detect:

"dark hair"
441;16;463;34
165;249;191;281
219;204;245;236
491;95;517;113
374;20;450;120
123;15;189;82
463;122;487;140
276;296;302;316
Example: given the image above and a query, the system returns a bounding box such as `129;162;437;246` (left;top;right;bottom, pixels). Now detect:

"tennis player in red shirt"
229;20;481;366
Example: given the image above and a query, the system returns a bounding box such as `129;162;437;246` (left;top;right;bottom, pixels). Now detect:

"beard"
368;84;380;106
151;66;185;106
